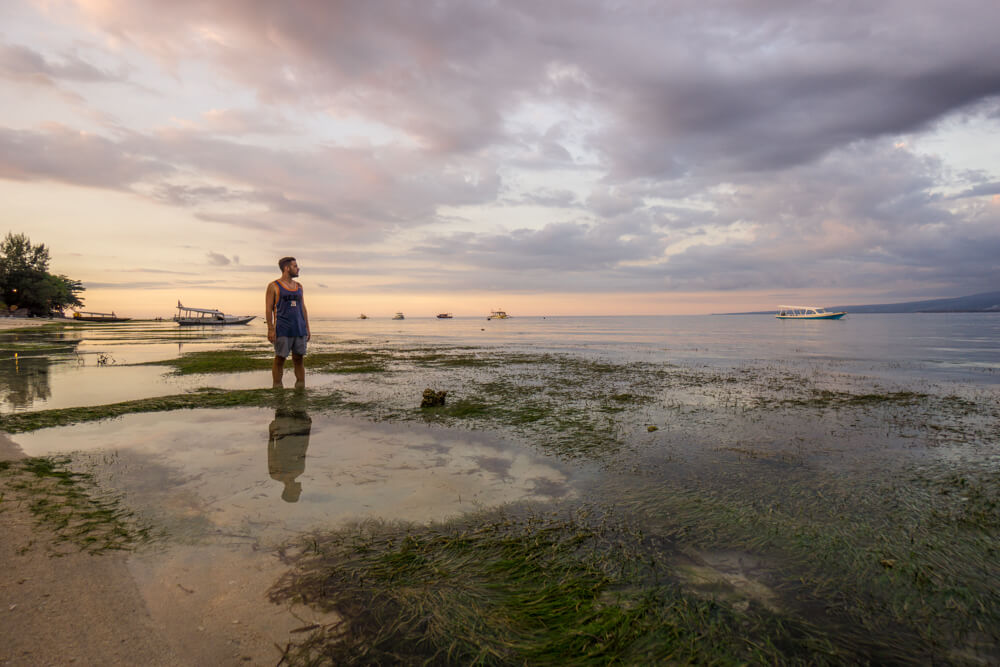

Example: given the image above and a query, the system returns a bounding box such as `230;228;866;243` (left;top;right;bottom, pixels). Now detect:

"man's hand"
306;330;311;342
268;327;276;343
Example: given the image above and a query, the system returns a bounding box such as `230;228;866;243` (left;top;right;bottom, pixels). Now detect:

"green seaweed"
0;456;157;553
270;509;842;666
140;349;389;375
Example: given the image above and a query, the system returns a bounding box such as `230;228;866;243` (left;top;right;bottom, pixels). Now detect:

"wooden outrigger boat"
174;301;255;326
776;305;846;320
436;313;453;319
392;312;405;320
487;309;509;320
72;311;131;322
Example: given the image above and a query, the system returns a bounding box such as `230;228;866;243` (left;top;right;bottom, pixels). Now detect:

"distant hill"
720;291;1000;315
827;291;1000;313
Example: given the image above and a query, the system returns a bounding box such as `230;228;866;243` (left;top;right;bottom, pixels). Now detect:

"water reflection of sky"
10;407;579;543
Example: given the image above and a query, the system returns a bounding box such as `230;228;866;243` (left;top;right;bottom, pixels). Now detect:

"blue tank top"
274;281;307;337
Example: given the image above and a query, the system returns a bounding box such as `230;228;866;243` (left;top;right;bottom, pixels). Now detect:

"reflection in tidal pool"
267;399;312;503
10;405;578;542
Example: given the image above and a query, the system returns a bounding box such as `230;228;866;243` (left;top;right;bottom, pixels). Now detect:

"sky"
1;0;999;318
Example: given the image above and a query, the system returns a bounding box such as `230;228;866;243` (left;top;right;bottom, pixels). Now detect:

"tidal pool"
9;404;580;542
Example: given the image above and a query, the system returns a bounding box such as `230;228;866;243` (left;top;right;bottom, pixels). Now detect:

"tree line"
1;232;85;316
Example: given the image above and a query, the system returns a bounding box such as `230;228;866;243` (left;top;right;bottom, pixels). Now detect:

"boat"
174;301;255;326
775;305;846;320
358;313;368;319
392;312;405;320
72;311;131;322
436;313;453;319
487;309;509;320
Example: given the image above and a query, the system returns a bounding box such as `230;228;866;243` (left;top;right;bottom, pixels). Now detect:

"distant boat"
436;313;453;319
487;309;509;320
392;312;405;320
775;305;846;320
358;313;368;319
72;311;131;322
174;301;255;326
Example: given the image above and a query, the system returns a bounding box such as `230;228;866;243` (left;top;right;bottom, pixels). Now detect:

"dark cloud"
206;251;233;266
0;42;118;87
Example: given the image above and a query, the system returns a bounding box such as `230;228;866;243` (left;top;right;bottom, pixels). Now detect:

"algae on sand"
0;456;156;554
269;508;841;666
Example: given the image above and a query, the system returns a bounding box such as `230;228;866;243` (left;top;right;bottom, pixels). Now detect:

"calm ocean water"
2;313;999;414
304;313;1000;379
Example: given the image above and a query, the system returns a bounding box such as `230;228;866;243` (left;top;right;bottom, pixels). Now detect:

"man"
266;256;311;387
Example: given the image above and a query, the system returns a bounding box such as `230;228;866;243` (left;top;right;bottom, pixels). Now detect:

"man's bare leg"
273;356;286;387
292;353;305;387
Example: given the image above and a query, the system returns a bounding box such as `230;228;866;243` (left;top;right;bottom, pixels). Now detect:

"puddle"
10;405;579;541
0;357;343;414
7;404;580;664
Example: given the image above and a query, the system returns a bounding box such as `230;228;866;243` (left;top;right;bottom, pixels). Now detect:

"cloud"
3;1;999;304
0;125;172;188
0;42;118;87
206;251;237;266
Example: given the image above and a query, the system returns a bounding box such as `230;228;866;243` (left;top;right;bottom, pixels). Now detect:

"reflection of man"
267;400;312;503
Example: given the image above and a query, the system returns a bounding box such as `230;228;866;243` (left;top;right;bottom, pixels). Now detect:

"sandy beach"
0;318;64;331
0;432;324;666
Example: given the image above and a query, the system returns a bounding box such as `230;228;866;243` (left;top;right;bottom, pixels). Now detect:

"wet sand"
0;483;185;666
0;318;62;331
1;434;179;665
0;432;327;666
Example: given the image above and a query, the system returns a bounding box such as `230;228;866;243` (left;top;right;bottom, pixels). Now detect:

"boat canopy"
777;305;829;314
176;301;224;315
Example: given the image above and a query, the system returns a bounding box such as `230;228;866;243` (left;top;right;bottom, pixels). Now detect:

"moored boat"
72;311;131;322
358;313;368;319
392;312;405;320
436;313;453;319
776;305;846;320
487;309;509;320
174;301;255;326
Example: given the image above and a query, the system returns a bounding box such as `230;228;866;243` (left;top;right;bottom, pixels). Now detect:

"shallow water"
12;406;581;543
2;315;998;662
3;314;999;413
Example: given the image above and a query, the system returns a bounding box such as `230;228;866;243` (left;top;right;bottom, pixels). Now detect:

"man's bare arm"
265;282;277;343
300;286;311;342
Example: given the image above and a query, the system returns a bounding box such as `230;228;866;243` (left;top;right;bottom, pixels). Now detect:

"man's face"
288;261;300;277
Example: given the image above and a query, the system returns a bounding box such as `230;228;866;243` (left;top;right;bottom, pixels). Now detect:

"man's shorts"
274;336;307;358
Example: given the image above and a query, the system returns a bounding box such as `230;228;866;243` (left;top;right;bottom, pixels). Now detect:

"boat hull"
775;312;846;320
73;316;132;322
175;315;255;326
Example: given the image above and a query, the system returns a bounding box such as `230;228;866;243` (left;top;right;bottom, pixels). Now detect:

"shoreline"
0;318;67;331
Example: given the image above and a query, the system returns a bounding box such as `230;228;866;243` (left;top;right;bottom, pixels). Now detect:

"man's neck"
279;274;295;286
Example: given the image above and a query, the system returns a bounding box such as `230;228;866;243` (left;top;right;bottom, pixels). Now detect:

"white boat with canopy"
174;301;255;326
775;305;846;320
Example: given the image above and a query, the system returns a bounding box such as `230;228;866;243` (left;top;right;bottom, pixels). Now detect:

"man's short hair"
278;256;296;272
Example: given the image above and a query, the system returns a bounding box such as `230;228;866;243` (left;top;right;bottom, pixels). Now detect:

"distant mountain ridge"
721;291;1000;315
827;291;1000;313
